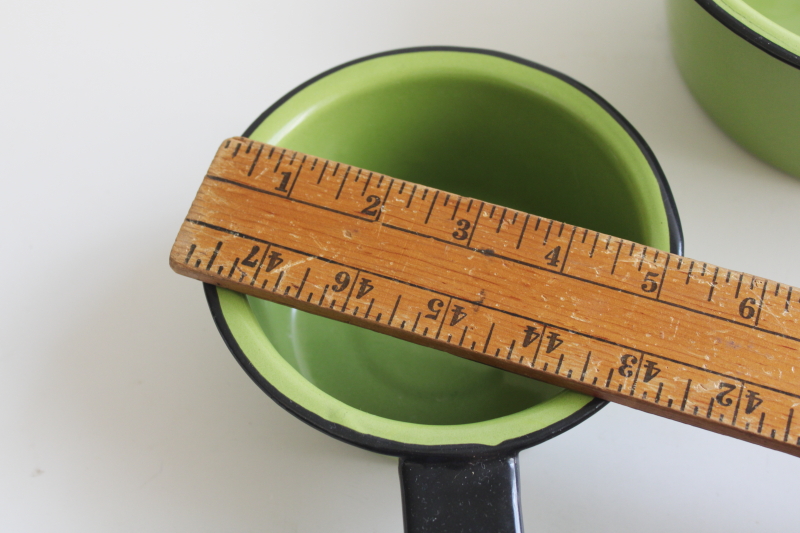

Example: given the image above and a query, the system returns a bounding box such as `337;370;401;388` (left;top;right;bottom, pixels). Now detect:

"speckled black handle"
399;454;523;533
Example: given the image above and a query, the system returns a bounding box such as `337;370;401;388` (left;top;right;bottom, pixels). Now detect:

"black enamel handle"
399;454;523;533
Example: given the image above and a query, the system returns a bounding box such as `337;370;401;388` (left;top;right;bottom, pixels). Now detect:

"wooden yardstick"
171;137;800;457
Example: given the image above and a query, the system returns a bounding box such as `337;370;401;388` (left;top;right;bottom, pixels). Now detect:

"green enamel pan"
204;47;683;532
668;0;800;177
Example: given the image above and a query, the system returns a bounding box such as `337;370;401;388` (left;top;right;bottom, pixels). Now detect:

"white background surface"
3;1;800;531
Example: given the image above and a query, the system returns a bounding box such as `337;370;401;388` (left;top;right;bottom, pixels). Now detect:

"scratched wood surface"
170;137;800;457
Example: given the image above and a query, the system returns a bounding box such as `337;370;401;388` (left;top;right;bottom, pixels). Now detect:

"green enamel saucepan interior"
209;48;681;453
668;0;800;178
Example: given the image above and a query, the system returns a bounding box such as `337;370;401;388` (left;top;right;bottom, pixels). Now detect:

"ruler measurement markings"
637;246;647;271
285;157;305;198
506;340;517;360
190;183;800;354
334;167;351;199
295;268;311;298
515;213;529;249
433;298;453;340
753;279;769;327
184;244;196;264
207;174;379;223
464;201;484;248
555;354;565;374
171;138;800;457
680;380;692;412
316;160;329;184
655;254;670;301
376;179;395;222
339;271;361;313
248;244;272;286
559;226;577;274
228;257;240;278
628;351;645;397
604;368;615;388
205;241;223;271
528;325;548;368
272;270;285;292
272;148;285;173
543;219;554;246
589;231;600;258
247;143;264;176
708;266;720;301
388;294;403;327
785;409;794;442
406;184;418;209
610;239;623;275
424;191;439;224
190;214;797;365
496;208;507;232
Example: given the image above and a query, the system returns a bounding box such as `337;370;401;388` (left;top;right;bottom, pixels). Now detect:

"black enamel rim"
695;0;800;69
205;46;685;459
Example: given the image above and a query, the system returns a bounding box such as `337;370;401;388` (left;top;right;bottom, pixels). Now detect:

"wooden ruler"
171;137;800;457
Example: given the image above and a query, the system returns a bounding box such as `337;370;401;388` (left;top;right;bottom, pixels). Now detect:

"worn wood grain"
171;137;800;457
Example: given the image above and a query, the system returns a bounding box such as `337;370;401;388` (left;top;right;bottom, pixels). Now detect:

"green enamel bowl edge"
707;0;800;54
213;49;676;449
668;0;800;178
